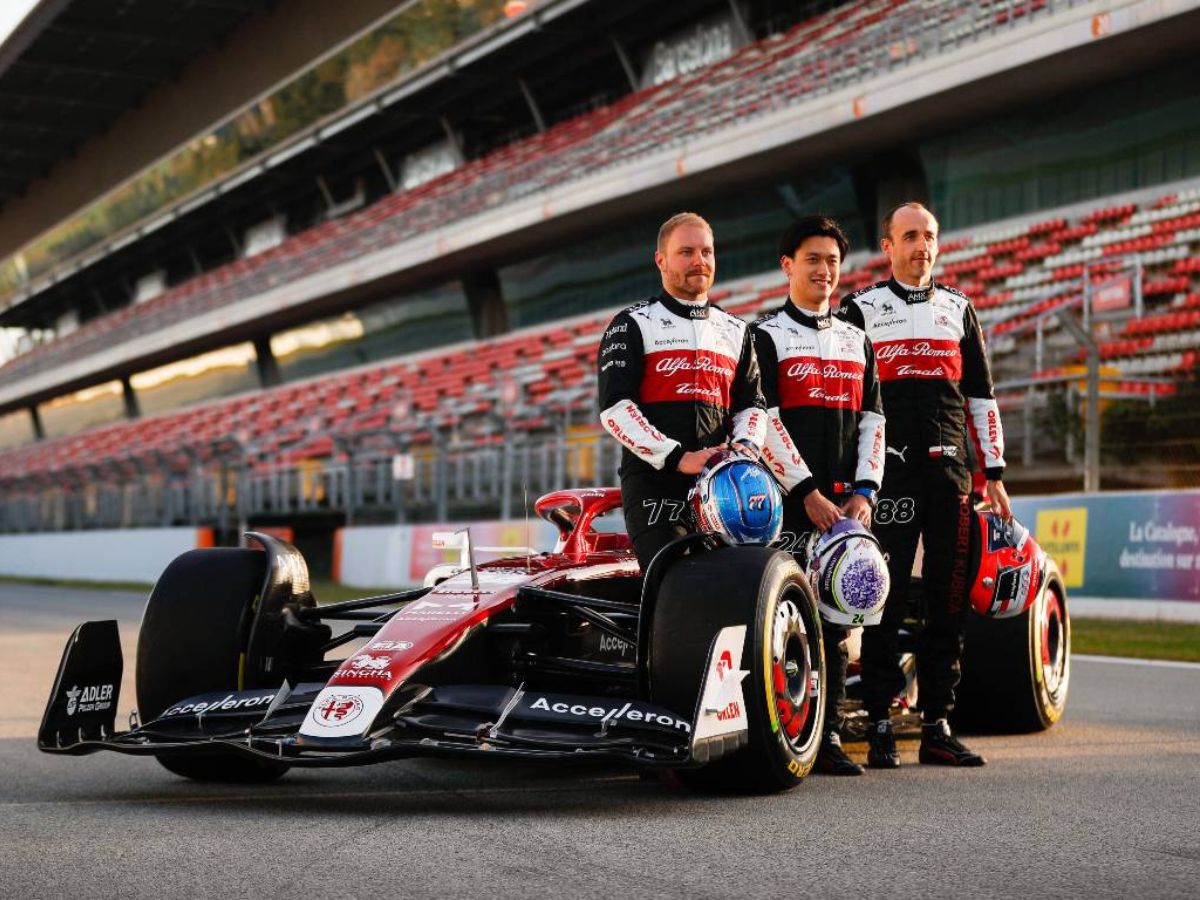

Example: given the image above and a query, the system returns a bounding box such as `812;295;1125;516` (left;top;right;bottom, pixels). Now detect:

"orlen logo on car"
713;651;741;722
314;694;365;728
715;650;733;680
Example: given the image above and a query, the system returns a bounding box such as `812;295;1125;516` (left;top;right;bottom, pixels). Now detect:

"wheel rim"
770;589;822;753
1040;588;1066;695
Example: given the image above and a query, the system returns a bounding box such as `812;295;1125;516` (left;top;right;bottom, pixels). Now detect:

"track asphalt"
1;583;1197;899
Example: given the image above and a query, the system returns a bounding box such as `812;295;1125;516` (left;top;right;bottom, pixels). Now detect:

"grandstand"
0;0;1198;544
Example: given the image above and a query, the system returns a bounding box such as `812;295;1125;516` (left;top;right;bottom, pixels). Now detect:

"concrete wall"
0;527;209;583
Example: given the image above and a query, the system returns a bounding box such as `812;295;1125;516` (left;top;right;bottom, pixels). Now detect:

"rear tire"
649;545;825;793
955;575;1070;733
137;548;290;782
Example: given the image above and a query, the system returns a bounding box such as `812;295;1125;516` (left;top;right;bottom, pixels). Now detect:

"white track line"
1074;654;1200;671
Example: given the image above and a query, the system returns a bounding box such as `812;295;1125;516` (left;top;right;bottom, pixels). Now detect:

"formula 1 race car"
39;487;1069;792
40;488;828;792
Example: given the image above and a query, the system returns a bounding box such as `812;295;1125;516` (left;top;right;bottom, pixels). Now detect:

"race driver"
597;212;767;571
837;201;1011;768
754;215;885;776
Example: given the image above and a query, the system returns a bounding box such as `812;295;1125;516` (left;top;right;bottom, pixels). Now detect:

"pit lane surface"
2;583;1198;899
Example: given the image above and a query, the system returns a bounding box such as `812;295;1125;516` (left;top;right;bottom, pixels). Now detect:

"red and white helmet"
969;511;1046;619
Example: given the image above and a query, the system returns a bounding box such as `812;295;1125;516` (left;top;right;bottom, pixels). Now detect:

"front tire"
649;545;825;793
137;548;290;782
955;574;1070;733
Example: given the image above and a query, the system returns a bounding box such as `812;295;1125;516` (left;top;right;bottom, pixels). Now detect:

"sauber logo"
876;341;957;362
315;694;364;727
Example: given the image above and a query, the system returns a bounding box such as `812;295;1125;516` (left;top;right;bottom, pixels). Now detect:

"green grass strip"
1071;617;1200;663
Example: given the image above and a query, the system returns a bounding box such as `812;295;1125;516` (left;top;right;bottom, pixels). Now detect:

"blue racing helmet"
689;453;783;545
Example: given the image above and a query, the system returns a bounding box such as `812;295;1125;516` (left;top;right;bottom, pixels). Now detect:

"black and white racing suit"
597;292;767;570
837;278;1005;723
753;302;885;732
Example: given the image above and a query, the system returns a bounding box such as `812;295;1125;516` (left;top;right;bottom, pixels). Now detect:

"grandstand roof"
0;0;275;207
0;0;734;329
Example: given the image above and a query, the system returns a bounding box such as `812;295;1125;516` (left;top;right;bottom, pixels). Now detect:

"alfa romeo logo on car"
315;694;364;727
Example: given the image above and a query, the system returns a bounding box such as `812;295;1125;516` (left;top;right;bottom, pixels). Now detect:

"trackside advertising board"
1010;490;1200;604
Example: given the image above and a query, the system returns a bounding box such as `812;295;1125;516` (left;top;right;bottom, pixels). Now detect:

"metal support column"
1057;309;1100;491
28;404;44;440
373;147;398;192
121;376;140;420
610;35;639;90
517;77;546;133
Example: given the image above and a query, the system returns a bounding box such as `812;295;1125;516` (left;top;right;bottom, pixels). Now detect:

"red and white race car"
39;487;1068;792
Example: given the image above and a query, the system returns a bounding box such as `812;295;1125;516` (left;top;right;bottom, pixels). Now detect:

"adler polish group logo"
64;683;114;716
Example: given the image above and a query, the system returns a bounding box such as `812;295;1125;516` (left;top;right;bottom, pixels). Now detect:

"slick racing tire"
137;548;290;782
649;545;825;793
955;573;1070;733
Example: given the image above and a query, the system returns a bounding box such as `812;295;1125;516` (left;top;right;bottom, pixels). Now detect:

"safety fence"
0;430;624;534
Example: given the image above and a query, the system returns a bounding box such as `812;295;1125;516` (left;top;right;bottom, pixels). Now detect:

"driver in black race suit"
754;216;885;776
597;212;767;571
837;202;1012;769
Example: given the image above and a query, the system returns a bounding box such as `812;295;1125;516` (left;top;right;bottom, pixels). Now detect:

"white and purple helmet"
802;518;890;626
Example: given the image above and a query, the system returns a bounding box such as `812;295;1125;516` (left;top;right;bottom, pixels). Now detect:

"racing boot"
919;718;986;767
866;719;900;769
815;730;863;776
